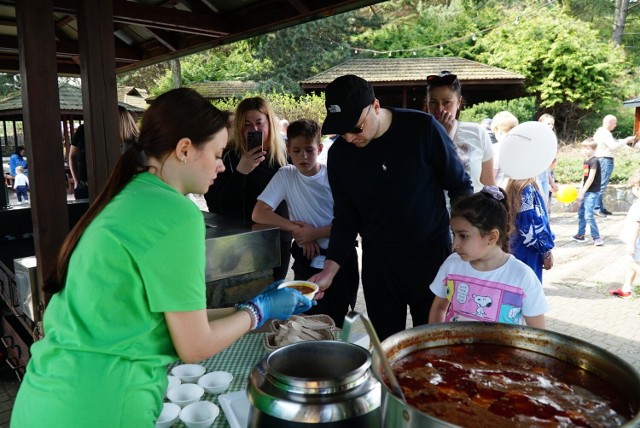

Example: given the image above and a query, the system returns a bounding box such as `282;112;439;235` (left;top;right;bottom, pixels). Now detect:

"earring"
179;156;186;164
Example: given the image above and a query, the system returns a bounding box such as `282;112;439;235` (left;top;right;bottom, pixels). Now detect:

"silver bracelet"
236;303;258;330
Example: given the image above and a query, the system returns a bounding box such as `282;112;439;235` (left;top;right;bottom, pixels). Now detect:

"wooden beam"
77;0;119;199
16;0;69;314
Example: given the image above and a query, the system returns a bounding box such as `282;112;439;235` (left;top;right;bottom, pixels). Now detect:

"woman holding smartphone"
204;96;291;280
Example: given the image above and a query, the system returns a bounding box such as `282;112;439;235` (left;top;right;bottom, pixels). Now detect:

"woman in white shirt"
424;71;495;192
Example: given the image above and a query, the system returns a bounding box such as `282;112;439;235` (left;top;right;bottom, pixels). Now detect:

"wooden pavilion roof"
0;0;384;75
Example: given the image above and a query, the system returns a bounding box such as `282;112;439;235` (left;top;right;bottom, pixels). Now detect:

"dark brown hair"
45;88;229;294
286;119;321;145
451;189;512;252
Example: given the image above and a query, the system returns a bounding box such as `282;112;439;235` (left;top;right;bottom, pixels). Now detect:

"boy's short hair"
16;165;24;173
581;137;597;149
491;111;518;133
286;119;321;146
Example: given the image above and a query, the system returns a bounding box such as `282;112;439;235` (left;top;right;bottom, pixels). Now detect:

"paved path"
1;196;639;426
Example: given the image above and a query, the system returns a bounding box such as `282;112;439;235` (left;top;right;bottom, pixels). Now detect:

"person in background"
536;114;557;210
505;178;555;282
424;71;495;192
429;188;548;328
548;157;559;207
204;97;291;280
610;172;640;299
572;138;603;246
481;118;498;144
279;118;289;143
593;114;635;217
491;111;519;187
253;119;359;327
68;124;89;199
309;74;473;341
13;165;29;204
11;88;313;427
317;134;338;165
9;145;27;177
118;105;140;153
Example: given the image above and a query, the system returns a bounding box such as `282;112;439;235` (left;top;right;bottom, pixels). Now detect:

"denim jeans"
595;157;614;211
578;192;600;239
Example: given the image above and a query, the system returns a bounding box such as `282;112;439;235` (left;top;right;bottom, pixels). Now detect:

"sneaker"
594;210;607;217
601;208;613;215
594;238;604;246
609;288;632;299
572;234;586;242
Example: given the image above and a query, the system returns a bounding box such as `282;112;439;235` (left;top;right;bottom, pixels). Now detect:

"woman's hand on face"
436;109;456;136
236;146;266;175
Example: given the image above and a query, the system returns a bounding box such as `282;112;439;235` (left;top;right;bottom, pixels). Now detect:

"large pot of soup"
373;322;640;427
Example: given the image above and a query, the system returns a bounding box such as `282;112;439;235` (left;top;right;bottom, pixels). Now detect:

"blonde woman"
204;96;291;279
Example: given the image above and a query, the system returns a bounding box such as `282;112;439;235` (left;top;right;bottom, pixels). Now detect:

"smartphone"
247;131;263;151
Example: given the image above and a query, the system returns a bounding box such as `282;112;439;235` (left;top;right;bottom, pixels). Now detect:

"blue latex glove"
257;280;285;296
249;288;316;328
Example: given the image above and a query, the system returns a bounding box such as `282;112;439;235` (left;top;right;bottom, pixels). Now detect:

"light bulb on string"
354;49;358;54
412;51;417;55
439;45;443;51
514;16;520;25
471;33;477;41
388;52;392;57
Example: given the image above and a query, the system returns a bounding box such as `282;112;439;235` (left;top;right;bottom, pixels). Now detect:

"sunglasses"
426;71;458;86
345;105;372;135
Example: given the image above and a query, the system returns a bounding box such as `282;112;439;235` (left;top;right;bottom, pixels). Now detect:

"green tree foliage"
251;11;384;94
117;63;169;92
473;4;628;140
0;73;20;98
150;41;266;96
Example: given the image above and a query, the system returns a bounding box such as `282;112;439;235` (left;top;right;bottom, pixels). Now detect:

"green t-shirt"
11;173;206;427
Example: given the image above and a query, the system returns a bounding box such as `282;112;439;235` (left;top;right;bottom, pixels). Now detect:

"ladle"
341;311;406;403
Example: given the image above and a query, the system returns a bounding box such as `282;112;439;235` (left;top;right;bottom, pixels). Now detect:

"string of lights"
348;0;556;57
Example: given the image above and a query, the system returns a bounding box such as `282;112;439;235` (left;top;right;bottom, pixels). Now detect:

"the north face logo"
327;105;342;113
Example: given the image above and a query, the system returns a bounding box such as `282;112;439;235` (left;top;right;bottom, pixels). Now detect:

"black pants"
361;237;450;341
290;243;359;328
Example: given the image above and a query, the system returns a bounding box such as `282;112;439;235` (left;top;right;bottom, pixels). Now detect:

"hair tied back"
481;185;504;201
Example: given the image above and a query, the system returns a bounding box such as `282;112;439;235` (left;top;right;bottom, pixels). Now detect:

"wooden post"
16;0;69;313
77;0;119;199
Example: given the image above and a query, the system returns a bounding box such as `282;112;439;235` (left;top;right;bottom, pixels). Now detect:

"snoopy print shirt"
429;253;549;324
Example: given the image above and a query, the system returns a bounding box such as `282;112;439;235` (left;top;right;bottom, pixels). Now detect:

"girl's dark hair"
451;189;512;252
45;88;230;294
286;119;321;145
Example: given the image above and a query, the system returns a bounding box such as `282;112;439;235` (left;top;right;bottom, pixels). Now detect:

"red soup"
391;343;634;427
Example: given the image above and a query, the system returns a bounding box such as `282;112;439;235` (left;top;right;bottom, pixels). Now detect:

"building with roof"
185;81;259;101
301;57;525;110
116;86;149;110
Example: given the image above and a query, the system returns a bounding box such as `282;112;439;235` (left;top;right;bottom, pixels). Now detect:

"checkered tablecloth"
167;333;267;428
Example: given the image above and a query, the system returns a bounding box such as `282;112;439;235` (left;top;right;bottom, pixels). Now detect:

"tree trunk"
613;0;630;46
171;59;181;88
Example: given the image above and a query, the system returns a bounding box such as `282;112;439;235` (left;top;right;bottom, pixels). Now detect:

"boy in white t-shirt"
13;165;29;204
252;119;359;327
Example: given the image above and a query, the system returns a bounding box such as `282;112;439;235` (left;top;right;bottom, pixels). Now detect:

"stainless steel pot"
373;322;640;427
247;340;381;427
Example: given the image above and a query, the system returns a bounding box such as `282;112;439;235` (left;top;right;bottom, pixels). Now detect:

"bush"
459;97;537;124
553;144;640;185
212;92;327;129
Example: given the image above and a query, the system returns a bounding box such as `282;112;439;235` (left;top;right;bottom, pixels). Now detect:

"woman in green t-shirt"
11;88;314;427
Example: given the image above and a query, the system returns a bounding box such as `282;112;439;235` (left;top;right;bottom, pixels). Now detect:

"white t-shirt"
453;122;494;192
430;253;548;324
620;200;640;260
258;164;333;249
13;172;29;188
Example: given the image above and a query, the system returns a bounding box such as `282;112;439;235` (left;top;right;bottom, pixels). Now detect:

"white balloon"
499;121;558;180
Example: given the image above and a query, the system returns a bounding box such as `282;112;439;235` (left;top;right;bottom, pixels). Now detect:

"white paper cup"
277;280;319;299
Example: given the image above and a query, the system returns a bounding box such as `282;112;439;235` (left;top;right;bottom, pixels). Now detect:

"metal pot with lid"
247;340;381;427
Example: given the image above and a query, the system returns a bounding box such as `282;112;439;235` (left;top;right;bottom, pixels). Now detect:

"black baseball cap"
321;75;375;135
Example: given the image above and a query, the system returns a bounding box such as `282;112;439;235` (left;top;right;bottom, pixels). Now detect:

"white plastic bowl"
197;371;233;395
156;402;181;428
166;383;204;408
179;401;220;428
277;280;319;299
170;364;206;383
166;375;182;396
